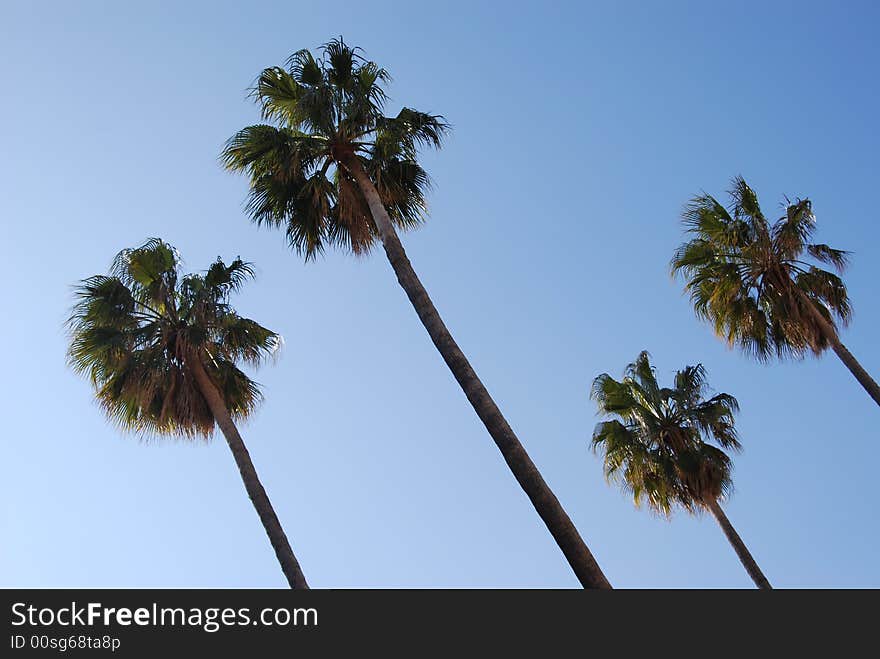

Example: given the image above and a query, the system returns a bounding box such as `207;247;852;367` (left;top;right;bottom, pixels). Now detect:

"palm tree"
67;239;308;589
590;352;771;589
221;38;611;589
672;177;880;408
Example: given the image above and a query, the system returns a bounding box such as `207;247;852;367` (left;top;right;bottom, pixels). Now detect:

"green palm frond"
728;176;770;244
222;37;448;259
375;108;449;158
67;239;279;439
253;67;305;126
806;243;849;271
590;352;739;516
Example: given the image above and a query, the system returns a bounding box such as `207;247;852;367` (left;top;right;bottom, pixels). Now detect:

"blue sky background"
2;0;878;588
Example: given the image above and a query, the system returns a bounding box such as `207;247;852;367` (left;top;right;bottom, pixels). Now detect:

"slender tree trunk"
707;500;771;590
345;157;611;589
190;356;309;589
799;293;880;408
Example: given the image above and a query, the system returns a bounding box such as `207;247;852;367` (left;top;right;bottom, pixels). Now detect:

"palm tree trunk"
707;500;771;589
799;293;880;408
345;157;611;589
190;356;309;589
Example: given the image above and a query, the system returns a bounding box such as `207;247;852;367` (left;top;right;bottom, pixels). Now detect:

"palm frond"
252;67;303;126
806;243;849;272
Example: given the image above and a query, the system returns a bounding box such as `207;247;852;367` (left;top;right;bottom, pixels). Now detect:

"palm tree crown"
67;238;280;437
222;37;449;258
671;176;851;360
590;352;741;515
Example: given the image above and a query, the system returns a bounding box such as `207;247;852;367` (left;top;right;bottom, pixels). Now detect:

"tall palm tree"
222;38;611;588
67;239;308;589
672;176;880;408
591;352;771;589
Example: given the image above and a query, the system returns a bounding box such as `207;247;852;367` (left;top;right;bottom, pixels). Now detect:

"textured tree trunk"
707;500;771;590
799;293;880;408
346;157;611;589
190;356;309;589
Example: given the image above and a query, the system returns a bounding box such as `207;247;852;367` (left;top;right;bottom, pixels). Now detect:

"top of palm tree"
222;37;449;258
671;176;851;361
67;238;280;438
590;351;741;516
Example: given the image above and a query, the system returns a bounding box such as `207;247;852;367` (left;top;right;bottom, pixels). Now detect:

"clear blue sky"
2;0;878;588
